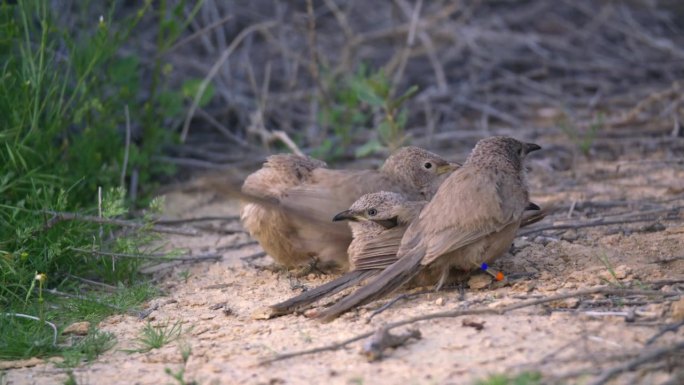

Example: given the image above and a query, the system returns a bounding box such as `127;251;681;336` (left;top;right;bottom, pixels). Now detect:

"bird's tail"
269;270;376;315
520;206;549;228
316;244;425;322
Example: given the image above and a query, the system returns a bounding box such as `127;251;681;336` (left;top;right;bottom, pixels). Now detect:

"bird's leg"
433;266;451;291
290;257;324;277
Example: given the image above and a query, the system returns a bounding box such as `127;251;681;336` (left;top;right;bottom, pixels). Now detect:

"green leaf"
390;85;419;110
352;80;384;107
182;79;215;107
354;139;383;158
109;56;139;87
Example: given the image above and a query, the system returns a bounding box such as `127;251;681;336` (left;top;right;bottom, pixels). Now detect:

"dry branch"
587;341;684;385
42;211;199;236
70;247;222;262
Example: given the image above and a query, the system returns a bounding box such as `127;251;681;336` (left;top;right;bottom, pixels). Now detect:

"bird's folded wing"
351;226;406;270
399;168;523;266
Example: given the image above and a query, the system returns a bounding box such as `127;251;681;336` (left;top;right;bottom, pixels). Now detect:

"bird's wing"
399;167;524;266
350;226;406;270
279;169;402;221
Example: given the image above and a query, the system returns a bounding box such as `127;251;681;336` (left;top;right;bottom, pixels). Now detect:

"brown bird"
268;191;423;315
315;136;541;321
269;193;544;315
240;147;459;271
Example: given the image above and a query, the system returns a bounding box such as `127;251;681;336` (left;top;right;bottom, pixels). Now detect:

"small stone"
599;265;631;281
640;222;665;233
670;297;684;321
537;107;561;119
550;298;580;309
435;297;445;306
511;281;535;293
487;298;517;309
63;321;90;336
513;238;531;249
468;274;492;290
561;229;578;242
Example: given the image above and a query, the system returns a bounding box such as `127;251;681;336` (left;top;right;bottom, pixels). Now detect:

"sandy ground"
3;139;684;385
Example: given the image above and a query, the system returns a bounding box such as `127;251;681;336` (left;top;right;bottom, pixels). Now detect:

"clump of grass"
474;371;542;385
60;330;116;367
0;1;203;361
558;112;603;156
596;252;624;288
130;321;184;353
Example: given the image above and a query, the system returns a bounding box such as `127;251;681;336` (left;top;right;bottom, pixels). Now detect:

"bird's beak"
332;210;358;222
437;162;460;175
525;202;541;211
524;143;542;154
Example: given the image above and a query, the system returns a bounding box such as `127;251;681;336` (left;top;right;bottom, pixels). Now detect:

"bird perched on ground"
268;191;424;315
314;136;541;321
268;191;544;316
240;147;459;271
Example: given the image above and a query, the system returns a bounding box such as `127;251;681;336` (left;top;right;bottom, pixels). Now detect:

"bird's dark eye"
518;148;524;156
367;208;377;216
424;162;432;169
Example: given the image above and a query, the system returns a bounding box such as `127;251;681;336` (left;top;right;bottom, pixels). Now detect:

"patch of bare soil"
5;142;684;385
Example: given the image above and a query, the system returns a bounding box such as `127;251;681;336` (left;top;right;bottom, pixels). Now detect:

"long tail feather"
269;270;376;315
316;245;425;322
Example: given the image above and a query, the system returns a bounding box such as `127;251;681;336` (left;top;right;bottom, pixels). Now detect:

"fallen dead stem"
154;215;240;225
259;285;681;365
587;340;684;385
40;211;199;236
69;247;222;262
519;205;683;237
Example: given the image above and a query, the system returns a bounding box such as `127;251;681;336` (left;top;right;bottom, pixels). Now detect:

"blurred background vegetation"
1;0;683;363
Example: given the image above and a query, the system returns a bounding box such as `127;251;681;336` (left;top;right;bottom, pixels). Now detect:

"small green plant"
60;329;116;367
165;342;198;385
63;371;78;385
596;252;624;288
130;321;183;353
474;371;542;385
178;270;191;283
558;112;603;156
315;66;418;160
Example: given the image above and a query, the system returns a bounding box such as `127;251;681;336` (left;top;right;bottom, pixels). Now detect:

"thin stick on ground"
70;247;222;262
41;211;199;236
645;320;684;346
519;205;683;237
587;341;684;385
258;286;679;365
154;216;240;225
